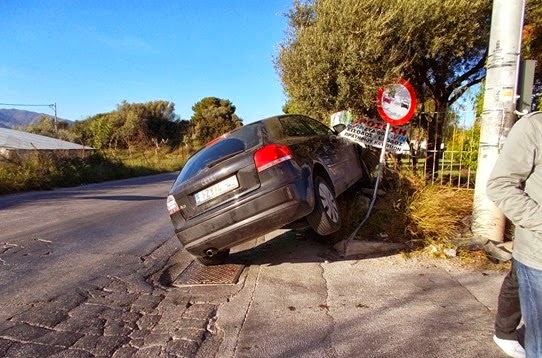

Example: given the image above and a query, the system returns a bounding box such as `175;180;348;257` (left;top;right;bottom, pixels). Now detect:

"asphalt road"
0;173;178;316
0;173;226;357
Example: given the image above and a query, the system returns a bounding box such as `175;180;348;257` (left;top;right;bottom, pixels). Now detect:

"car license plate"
194;175;239;205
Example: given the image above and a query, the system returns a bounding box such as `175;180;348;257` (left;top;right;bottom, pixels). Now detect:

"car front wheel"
307;176;341;236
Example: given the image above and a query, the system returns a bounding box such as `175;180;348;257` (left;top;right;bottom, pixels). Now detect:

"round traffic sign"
377;79;416;125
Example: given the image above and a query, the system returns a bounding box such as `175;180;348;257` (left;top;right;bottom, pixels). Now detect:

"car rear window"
175;123;262;182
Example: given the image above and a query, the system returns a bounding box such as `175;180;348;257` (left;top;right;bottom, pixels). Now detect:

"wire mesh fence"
389;111;479;190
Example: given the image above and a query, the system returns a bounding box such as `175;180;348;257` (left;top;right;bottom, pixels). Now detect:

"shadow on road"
220;229;402;267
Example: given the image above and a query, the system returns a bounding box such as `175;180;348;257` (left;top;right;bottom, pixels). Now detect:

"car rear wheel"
196;249;230;266
307;176;341;236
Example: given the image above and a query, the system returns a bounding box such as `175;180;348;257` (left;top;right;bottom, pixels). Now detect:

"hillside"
0;109;59;129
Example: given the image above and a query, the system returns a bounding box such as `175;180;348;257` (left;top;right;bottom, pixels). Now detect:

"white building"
0;128;93;159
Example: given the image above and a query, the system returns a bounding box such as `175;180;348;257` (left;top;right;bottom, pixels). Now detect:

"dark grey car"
167;114;374;265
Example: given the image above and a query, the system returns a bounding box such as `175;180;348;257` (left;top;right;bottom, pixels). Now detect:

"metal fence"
390;111;479;190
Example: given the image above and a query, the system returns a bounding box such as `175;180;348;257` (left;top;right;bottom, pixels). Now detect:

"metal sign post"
344;79;416;246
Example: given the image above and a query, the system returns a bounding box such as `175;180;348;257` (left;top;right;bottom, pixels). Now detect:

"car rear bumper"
175;181;313;258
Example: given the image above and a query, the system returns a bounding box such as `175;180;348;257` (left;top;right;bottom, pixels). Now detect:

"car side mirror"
333;123;347;134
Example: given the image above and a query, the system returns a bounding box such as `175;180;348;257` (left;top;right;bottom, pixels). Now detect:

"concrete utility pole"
472;0;526;252
50;103;58;134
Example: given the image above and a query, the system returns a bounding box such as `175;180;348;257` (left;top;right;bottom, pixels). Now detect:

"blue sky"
1;1;292;123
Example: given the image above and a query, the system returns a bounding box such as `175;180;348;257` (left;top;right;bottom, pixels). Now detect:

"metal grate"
173;261;245;286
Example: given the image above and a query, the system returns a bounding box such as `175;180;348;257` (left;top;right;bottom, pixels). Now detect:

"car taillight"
166;195;180;215
254;144;293;172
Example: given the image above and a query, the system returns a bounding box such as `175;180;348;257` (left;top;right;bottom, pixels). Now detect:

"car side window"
279;116;315;137
301;116;333;136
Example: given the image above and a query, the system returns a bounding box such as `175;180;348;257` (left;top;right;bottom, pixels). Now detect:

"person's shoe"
493;335;526;358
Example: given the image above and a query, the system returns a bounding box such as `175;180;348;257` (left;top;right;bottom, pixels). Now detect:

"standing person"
493;263;525;358
486;111;542;358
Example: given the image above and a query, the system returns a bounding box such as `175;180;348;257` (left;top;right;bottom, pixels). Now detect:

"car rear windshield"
175;123;262;183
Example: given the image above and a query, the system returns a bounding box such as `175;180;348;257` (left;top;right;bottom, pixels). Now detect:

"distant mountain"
0;109;69;129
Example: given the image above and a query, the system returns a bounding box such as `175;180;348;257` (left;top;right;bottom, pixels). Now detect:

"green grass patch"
0;147;187;195
103;147;186;173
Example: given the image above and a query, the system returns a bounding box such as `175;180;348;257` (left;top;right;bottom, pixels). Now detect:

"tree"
25;116;77;143
70;118;96;147
25;116;56;137
67;100;185;151
88;113;115;150
186;97;243;150
275;0;492;176
282;100;304;114
112;100;177;150
144;100;181;148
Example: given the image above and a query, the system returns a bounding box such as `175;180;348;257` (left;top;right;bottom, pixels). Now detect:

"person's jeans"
495;262;522;340
515;259;542;357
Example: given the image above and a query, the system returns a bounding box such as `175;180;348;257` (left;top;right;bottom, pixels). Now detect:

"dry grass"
405;176;473;243
106;147;186;173
335;166;502;268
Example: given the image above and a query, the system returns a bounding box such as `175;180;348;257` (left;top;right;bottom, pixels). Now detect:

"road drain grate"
173;261;245;286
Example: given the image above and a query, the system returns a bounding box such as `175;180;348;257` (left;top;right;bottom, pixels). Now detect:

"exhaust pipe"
205;248;218;257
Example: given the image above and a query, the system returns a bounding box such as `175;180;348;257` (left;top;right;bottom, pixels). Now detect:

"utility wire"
0;103;54;107
0;102;58;133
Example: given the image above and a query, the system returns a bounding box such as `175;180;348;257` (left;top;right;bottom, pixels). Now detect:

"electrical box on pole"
517;59;537;113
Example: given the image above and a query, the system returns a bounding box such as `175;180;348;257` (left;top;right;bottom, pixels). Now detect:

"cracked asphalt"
0;174;218;357
0;225;223;357
0;174;513;357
